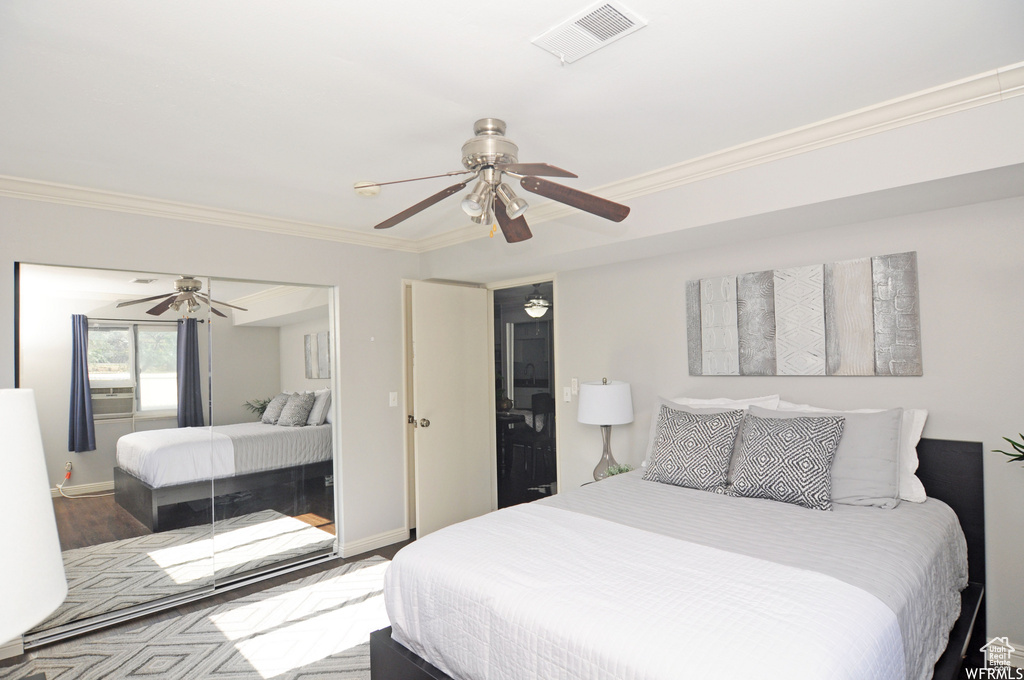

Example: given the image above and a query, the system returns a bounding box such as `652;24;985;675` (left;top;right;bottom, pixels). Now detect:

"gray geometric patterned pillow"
277;392;316;427
261;392;292;424
642;406;745;492
728;413;845;511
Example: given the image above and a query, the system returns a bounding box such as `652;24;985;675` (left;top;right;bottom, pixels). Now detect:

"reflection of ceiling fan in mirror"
115;276;248;317
359;118;630;243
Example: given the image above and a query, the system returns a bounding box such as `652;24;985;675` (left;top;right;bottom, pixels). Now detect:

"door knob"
418;418;431;428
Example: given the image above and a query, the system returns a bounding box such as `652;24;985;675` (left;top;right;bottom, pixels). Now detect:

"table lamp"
0;389;68;654
577;378;633;481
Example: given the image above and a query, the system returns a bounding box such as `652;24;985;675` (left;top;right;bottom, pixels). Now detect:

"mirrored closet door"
16;264;337;645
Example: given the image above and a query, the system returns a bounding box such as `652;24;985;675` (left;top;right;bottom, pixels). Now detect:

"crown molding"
417;60;1024;252
0;175;421;253
2;61;1021;255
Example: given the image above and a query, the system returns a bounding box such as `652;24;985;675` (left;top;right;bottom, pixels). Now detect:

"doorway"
493;282;556;508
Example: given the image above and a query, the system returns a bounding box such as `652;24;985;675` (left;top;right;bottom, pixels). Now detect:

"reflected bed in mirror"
16;264;338;645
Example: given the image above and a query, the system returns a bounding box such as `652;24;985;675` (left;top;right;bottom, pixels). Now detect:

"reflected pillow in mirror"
261;392;292;425
278;392;316;427
307;389;332;426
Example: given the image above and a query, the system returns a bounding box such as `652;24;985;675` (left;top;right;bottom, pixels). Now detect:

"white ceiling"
2;1;1023;248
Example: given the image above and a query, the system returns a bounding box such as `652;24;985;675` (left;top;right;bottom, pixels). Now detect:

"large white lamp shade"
577;380;633;426
0;389;67;644
577;380;633;480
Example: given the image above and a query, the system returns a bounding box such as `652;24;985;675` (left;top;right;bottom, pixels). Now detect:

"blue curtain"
177;318;205;428
68;314;96;452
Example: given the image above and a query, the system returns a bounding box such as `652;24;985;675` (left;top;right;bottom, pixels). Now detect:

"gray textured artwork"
872;252;922;376
774;265;826;375
700;276;739;375
736;271;776;375
686;281;703;375
824;258;875;375
305;332;332;379
317;330;331;379
685;251;922;377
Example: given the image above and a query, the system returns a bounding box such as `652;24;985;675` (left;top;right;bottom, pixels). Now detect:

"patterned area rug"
3;557;389;680
31;510;335;633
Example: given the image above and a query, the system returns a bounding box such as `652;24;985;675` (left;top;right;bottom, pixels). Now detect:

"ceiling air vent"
532;2;647;64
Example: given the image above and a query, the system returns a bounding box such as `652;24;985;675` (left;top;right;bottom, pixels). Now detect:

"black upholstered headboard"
915;438;985;586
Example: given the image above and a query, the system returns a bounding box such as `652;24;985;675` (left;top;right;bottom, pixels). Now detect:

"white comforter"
116;422;332;487
385;502;904;680
117;426;234;487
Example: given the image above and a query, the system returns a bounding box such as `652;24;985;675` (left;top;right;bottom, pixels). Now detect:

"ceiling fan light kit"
115;276;248;318
524;284;551;318
368;118;630;243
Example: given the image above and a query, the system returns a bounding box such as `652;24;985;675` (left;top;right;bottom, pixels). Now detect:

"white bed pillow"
776;400;928;503
306;389;332;426
670;394;780;410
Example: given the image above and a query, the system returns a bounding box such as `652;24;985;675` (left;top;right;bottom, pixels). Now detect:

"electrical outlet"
571;377;579;395
65;461;72;472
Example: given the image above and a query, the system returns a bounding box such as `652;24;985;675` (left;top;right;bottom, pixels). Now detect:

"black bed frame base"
370;438;987;680
114;460;333;532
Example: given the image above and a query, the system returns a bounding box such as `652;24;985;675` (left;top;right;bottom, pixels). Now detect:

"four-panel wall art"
686;251;922;377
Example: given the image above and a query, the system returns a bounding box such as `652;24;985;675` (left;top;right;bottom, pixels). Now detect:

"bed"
113;422;333;532
371;437;985;680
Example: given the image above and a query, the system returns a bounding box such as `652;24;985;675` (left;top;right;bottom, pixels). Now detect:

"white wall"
279;316;332;394
552;196;1024;644
0;196;418;551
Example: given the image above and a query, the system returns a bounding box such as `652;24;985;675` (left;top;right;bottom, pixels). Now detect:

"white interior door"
410;281;492;537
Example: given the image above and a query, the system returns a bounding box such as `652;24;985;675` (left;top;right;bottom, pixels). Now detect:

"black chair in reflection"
506;392;556;480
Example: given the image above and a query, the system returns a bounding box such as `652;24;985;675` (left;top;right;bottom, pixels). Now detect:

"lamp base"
593;425;618;481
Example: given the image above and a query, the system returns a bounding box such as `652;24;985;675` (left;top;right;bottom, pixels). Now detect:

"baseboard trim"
50;480;115;498
341;527;409;559
1011;641;1024;669
0;636;24;661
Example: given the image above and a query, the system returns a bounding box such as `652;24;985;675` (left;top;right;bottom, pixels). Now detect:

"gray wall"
553;195;1024;643
0;195;418;550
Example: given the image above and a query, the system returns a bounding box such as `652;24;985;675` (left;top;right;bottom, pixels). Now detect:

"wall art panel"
736;271;776;376
685;251;922;377
774;265;826;375
700;276;739;375
686;280;703;376
872;252;922;376
824;258;875;375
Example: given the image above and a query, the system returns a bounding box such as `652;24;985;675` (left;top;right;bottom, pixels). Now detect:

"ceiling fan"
362;118;630;243
116;276;248;318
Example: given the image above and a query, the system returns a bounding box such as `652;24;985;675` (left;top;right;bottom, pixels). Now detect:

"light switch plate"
389;392;398;407
571;377;579;395
563;386;572;402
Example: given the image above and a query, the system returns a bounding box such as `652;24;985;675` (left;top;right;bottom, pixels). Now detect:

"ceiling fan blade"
373;180;470;230
196;293;248;312
146;295;177;316
493;199;533;243
496;163;577;179
520;176;630;223
209;306;228;318
116;293;173;308
361;169;474;189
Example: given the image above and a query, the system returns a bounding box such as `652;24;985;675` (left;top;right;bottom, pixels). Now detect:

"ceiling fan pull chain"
489;223;498;238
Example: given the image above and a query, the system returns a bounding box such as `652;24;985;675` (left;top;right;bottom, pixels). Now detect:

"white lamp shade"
0;389;67;644
577;380;633;425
